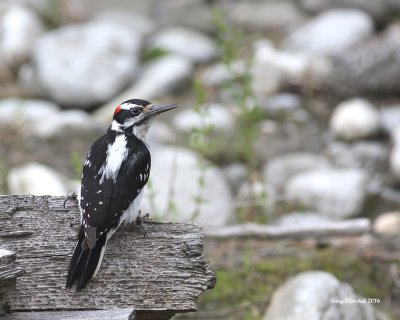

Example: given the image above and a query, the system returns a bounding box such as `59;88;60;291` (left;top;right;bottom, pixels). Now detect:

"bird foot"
63;192;78;208
134;210;150;238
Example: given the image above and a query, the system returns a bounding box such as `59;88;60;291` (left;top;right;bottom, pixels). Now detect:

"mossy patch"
196;246;393;319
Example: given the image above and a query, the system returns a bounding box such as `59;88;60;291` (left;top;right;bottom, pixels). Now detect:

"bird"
66;98;177;291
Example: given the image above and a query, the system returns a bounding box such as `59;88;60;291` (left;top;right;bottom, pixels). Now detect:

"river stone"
264;271;387;320
141;146;232;226
286;168;368;219
7;162;70;196
34;20;141;108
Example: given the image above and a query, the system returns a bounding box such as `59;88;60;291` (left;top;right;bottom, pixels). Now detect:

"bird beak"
146;103;177;118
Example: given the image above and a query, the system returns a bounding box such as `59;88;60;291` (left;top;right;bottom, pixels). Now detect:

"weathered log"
203;218;370;240
6;308;135;320
0;195;215;320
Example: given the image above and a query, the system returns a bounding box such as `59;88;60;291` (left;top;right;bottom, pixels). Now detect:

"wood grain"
0;195;215;319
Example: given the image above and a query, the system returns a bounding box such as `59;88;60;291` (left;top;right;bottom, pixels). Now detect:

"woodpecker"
66;98;177;291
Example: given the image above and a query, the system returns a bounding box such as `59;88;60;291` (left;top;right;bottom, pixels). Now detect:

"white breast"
99;135;128;183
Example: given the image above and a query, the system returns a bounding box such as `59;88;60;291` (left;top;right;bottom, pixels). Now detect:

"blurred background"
1;0;400;319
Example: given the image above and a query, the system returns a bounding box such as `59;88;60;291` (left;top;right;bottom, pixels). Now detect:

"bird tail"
66;226;107;291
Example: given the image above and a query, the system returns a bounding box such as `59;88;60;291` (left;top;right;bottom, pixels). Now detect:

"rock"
94;10;156;37
34;20;141;108
32;109;103;138
146;121;177;146
264;152;330;191
274;212;332;227
0;4;44;67
330;98;381;141
7;162;69;196
94;54;193;124
390;127;400;181
0;98;59;133
255;118;326;162
306;24;400;97
373;211;400;237
326;141;389;176
148;27;217;63
299;0;389;22
172;103;234;133
286;168;368;219
0;98;102;138
260;93;302;115
264;271;387;320
380;105;400;135
252;39;311;94
200;60;246;87
222;163;248;193
284;9;374;55
228;1;306;32
140;146;232;226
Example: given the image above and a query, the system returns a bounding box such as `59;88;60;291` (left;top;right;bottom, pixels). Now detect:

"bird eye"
131;107;140;116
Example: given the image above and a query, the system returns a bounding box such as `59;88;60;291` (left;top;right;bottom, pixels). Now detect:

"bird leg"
63;192;78;208
134;210;150;238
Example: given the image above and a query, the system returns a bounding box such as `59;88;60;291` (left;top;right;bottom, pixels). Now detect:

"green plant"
189;78;215;220
213;9;264;169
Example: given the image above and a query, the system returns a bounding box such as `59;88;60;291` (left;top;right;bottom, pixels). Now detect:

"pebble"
140;146;233;226
284;9;374;55
330;98;381;141
264;271;387;320
286;168;368;219
7;162;70;196
34;20;141;108
148;27;217;63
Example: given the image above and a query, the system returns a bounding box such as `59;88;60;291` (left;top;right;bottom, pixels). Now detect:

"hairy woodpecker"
66;98;177;291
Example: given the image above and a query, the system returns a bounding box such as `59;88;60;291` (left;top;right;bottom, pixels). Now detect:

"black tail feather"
66;226;107;291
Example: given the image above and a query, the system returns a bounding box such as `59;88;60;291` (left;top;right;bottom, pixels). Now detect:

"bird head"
111;99;177;139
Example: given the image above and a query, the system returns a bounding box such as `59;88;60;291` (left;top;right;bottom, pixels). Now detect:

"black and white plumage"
66;98;177;291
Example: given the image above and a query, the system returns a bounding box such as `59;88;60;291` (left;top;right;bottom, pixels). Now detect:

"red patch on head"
114;105;121;115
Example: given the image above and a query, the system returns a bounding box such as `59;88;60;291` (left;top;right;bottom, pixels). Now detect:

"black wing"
80;131;151;235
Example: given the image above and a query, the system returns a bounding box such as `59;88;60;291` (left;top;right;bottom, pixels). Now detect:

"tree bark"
0;195;215;320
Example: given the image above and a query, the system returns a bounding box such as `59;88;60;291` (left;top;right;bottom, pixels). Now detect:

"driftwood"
203;218;370;240
0;195;216;320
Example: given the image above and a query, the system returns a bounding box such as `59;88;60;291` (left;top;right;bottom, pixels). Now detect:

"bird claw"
135;210;150;238
63;192;78;208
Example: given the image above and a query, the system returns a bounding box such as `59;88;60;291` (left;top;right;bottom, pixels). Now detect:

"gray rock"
94;54;193;124
306;24;400;97
0;4;44;67
200;60;246;87
261;93;302;115
222;163;248;193
0;98;102;138
7;162;69;196
33;109;103;138
252;39;312;95
94;10;156;37
284;9;374;55
172;103;234;133
0;98;59;132
34;20;141;108
299;0;389;22
326;141;389;176
264;152;330;191
264;271;387;320
286;168;368;219
380;105;400;135
228;1;306;32
140;146;232;226
330;98;381;141
148;27;217;63
390;127;400;181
